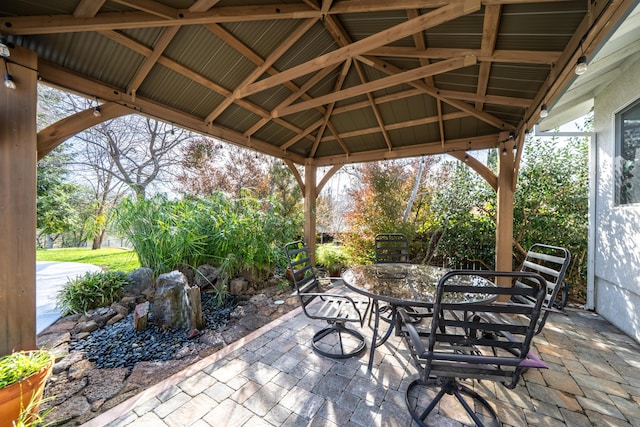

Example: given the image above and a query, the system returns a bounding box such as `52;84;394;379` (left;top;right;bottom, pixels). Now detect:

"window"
616;98;640;205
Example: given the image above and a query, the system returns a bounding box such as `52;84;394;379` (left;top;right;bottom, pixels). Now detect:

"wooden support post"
495;132;516;288
303;163;317;263
1;47;38;355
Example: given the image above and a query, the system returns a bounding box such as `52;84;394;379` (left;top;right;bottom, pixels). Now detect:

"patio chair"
514;244;571;334
371;233;413;332
374;233;410;263
399;270;548;427
284;240;370;359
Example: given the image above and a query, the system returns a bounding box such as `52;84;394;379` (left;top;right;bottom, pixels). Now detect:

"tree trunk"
92;229;105;250
403;157;425;222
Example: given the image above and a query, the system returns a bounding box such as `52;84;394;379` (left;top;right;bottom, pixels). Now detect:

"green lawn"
36;248;140;273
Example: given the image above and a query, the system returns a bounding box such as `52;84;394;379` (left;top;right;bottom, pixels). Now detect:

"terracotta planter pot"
0;356;53;427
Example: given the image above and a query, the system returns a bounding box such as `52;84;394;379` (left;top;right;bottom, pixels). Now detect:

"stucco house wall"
593;57;640;343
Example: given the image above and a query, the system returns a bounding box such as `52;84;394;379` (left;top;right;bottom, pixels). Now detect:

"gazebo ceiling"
1;0;635;166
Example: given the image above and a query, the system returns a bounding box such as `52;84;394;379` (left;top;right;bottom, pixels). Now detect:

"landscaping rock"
89;307;117;328
198;330;225;351
110;302;130;317
133;302;149;331
76;320;99;334
107;313;125;326
83;368;129;403
47;395;91;424
125;267;155;297
120;295;138;310
195;264;221;290
229;277;249;295
68;359;95;381
151;271;204;330
188;286;206;330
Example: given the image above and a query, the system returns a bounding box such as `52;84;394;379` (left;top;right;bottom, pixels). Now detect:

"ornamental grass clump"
0;350;53;389
56;270;129;315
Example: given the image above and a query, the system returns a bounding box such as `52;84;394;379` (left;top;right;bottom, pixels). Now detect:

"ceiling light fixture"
575;56;588;75
92;96;102;117
3;59;15;90
0;41;9;57
540;104;549;119
575;39;587;75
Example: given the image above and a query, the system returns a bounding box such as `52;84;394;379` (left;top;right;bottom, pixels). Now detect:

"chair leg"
312;322;366;359
406;377;499;427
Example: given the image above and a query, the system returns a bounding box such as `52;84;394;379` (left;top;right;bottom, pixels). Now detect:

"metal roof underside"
1;0;638;166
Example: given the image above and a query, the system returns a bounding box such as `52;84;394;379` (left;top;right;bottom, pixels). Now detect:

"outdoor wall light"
540;104;549;119
575;55;588;75
93;106;101;117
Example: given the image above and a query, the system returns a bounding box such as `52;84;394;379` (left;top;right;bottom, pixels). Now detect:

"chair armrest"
296;291;369;324
397;308;427;356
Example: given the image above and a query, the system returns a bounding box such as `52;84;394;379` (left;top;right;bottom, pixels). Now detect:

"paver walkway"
84;302;640;427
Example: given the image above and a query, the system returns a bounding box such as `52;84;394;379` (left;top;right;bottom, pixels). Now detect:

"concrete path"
36;261;102;334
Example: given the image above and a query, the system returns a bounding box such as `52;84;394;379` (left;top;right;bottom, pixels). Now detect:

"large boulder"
125;267;155;299
150;271;205;330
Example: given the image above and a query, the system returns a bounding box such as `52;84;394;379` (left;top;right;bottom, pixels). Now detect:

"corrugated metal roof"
1;0;636;165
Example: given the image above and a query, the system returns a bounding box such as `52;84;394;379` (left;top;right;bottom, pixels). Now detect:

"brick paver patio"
84;301;640;427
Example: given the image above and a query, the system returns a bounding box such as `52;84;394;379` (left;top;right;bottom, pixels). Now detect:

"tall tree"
36;146;79;247
71;117;191;199
176;138;270;198
342;160;424;264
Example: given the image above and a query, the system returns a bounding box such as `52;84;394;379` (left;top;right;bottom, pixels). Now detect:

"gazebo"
1;0;637;355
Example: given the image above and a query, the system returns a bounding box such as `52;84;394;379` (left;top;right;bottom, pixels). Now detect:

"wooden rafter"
361;55;513;131
245;63;340;138
236;1;481;98
273;57;477;118
73;0;106;18
206;18;318;124
97;29;317;146
1;0;629;168
319;111;468;143
365;47;560;65
321;15;387;154
127;26;180;97
111;0;177;19
310;59;352;158
407;9;438;142
313;134;502;167
476;4;501;111
37;60;308;164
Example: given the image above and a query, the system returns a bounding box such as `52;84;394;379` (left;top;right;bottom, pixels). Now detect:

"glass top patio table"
341;263;495;308
342;263;496;372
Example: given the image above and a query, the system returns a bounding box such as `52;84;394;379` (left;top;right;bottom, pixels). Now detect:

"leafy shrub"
316;244;350;274
112;193;300;288
56;271;128;315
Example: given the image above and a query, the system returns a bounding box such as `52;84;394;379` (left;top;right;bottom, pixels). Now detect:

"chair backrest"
284;240;321;307
400;270;548;389
374;233;410;263
514;244;571;333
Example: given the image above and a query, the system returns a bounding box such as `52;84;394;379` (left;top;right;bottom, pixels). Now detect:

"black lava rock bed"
70;294;236;370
